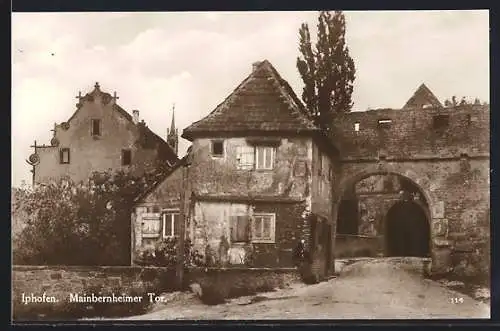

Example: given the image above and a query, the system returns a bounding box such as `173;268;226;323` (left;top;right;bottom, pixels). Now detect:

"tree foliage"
12;170;165;266
297;11;356;129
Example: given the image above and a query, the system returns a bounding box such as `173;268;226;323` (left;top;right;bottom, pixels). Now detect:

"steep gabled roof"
182;60;319;141
403;83;443;109
57;83;178;163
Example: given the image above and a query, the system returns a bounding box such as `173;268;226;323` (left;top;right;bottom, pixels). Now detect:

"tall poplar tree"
297;11;356;130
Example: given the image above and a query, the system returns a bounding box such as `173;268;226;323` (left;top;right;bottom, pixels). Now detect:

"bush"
12;169;168;266
133;238;205;267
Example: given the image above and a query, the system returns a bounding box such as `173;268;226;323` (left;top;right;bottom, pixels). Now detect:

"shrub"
12;168;173;266
133;238;205;267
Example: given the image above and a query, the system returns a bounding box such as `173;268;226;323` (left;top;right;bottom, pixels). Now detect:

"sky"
11;10;489;187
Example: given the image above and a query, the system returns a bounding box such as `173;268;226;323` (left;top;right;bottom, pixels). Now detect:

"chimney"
132;110;140;124
252;61;261;72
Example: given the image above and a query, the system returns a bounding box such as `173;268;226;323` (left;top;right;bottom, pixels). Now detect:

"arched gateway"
385;200;430;257
334;167;434;260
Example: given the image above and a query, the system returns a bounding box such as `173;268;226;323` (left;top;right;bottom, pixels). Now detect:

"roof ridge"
260;61;317;130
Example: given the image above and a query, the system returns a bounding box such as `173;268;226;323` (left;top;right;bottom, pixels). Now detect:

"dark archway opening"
386;200;430;257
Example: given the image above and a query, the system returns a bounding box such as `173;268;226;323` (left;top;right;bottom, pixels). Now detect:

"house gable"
403;83;443;109
182;60;318;141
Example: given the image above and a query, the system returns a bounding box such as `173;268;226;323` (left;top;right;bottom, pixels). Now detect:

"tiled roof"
182;60;319;141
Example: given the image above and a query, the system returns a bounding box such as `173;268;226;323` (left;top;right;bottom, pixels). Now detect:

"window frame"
211;140;225;158
59;148;70;164
236;145;256;170
252;213;276;243
91;119;101;136
121;149;132;166
255;146;275;170
141;212;161;238
377;119;392;129
162;209;180;238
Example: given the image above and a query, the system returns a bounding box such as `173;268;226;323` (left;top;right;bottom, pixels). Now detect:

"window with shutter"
230;215;250;243
142;213;161;238
252;213;276;243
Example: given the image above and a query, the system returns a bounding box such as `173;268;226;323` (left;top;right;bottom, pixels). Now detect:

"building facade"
332;85;490;276
27;83;178;185
130;62;489;280
132;61;338;279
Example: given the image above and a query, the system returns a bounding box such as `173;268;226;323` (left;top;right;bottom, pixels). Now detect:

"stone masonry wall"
333;105;490;279
333;105;489;160
12;265;299;320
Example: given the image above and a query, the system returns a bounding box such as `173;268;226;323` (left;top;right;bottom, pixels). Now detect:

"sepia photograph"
11;10;490;321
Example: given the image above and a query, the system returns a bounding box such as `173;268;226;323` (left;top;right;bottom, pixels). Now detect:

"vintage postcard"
11;10;490;321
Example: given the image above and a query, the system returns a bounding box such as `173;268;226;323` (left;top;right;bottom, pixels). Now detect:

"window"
255;146;275;170
252;213;275;243
211;140;224;158
91;119;101;136
433;114;449;129
354;122;360;132
59;148;70;164
236;146;255;170
122;149;132;166
163;211;181;238
377;119;392;129
230;215;250;243
142;213;161;238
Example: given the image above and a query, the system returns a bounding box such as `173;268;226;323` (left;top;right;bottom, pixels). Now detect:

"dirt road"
121;258;490;320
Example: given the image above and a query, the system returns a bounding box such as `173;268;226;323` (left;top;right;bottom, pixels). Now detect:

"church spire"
170;104;176;133
167;103;179;156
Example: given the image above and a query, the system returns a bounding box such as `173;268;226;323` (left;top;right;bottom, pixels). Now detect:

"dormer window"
211;140;224;158
91;119;101;136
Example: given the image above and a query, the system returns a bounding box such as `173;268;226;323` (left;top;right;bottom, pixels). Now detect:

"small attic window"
433;114;450;129
377;119;392;129
354;122;360;132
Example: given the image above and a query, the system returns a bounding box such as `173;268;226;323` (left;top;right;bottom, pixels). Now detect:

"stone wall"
332;105;489;160
12;265;299;320
332;105;490;279
334;235;381;258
